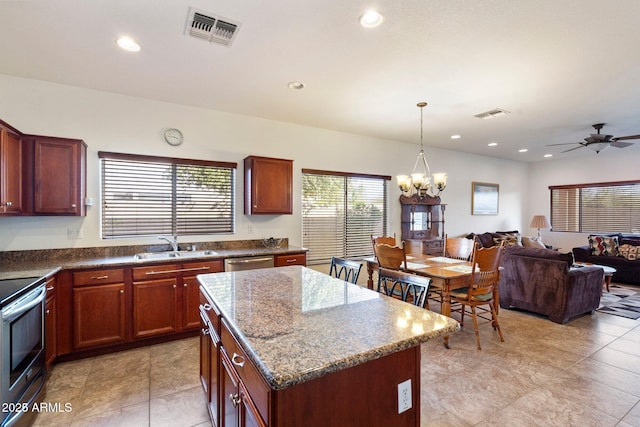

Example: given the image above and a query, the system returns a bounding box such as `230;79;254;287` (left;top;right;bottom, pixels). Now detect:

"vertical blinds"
99;152;236;238
550;180;640;233
302;169;390;264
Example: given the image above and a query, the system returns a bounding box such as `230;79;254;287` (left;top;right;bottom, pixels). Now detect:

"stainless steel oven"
0;277;47;427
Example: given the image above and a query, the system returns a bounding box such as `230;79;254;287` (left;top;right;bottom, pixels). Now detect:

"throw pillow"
493;232;521;246
588;234;619;256
618;244;639;260
522;236;546;249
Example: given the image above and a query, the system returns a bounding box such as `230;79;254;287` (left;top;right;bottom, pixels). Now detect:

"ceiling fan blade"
561;145;585;153
611;141;634;148
546;142;582;146
612;134;640;141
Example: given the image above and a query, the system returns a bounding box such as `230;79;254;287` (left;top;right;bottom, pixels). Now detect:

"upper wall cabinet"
244;155;293;215
30;136;87;216
0;124;23;215
0;118;87;217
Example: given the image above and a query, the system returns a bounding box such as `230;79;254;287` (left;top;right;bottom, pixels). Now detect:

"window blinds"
550;181;640;233
302;169;390;264
99;152;236;238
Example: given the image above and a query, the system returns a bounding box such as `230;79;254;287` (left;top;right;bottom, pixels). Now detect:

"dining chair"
377;268;431;308
450;241;505;350
371;234;397;258
445;234;475;261
403;239;424;257
374;242;407;270
329;257;363;284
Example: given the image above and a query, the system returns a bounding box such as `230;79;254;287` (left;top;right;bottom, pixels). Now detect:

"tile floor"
34;288;640;427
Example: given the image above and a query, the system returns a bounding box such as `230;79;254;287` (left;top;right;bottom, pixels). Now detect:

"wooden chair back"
445;234;475;261
374;243;407;270
329;257;363;284
466;241;504;301
371;234;397;256
377;268;431;308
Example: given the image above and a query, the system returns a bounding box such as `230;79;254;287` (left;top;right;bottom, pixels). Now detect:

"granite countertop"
0;243;308;280
198;265;460;391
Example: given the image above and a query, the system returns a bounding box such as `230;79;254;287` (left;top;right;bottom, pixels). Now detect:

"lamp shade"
530;215;551;230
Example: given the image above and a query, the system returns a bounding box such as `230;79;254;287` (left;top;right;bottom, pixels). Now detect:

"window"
99;152;236;238
550;180;640;233
302;169;390;264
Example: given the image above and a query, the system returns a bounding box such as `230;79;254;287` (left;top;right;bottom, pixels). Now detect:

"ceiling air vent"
185;7;241;47
474;108;511;120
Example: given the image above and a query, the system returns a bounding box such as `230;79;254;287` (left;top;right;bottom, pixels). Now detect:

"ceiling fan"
547;123;640;154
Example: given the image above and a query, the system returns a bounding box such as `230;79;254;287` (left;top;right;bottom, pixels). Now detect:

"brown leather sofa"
498;246;604;324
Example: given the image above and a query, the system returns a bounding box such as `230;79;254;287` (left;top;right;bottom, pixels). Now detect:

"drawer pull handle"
286;259;296;263
229;393;241;407
201;328;209;336
91;275;109;280
231;352;245;368
145;266;211;275
46;286;55;291
201;304;212;311
119;290;124;294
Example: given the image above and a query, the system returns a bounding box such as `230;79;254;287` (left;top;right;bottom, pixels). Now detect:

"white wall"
0;74;528;251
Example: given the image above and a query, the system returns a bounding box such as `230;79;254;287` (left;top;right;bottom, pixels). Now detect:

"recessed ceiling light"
519;148;528;153
450;134;461;140
288;81;305;90
359;10;384;28
544;154;553;158
117;36;141;52
488;142;498;147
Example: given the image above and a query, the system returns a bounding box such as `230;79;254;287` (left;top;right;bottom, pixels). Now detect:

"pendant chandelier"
396;102;447;198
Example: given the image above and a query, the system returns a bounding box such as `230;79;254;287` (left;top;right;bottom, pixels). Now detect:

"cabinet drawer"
274;253;306;267
221;319;270;422
200;291;221;338
182;260;224;276
73;268;125;286
132;264;179;281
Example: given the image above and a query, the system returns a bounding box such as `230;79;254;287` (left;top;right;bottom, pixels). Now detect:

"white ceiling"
2;0;640;162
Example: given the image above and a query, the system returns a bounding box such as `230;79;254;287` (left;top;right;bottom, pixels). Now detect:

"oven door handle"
2;286;46;322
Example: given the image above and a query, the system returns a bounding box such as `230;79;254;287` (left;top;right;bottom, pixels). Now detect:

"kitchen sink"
133;250;219;260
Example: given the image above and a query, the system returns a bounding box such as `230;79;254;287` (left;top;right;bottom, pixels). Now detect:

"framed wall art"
471;182;499;215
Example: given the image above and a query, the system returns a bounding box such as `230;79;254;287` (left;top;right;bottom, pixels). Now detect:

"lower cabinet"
220;348;266;427
133;277;178;338
72;269;127;350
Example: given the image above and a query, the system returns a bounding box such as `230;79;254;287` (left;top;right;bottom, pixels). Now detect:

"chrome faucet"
158;235;179;252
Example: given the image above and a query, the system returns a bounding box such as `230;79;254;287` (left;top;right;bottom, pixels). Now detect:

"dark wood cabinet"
72;268;127;349
0;126;23;215
132;260;224;339
200;293;221;426
274;253;306;267
244;156;293;215
33;136;86;216
45;276;57;367
400;194;446;255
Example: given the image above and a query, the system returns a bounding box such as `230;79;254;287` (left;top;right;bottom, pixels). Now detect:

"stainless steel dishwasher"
224;255;274;271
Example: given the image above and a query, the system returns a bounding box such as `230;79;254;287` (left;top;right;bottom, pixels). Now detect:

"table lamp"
530;215;551;238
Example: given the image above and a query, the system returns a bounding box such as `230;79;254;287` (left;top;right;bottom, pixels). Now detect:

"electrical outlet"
398;379;412;413
67;228;82;240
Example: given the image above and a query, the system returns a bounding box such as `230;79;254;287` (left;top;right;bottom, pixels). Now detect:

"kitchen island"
198;266;459;427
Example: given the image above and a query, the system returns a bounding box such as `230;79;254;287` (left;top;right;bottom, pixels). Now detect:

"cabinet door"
133;278;178;338
73;283;126;349
240;385;267;427
34;137;86;215
45;295;57;367
0;129;23;214
244;156;293;215
220;350;240;427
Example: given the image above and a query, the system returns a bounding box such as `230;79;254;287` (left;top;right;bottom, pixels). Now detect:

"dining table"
364;254;498;348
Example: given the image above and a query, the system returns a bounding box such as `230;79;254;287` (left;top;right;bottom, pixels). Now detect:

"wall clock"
164;128;184;146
